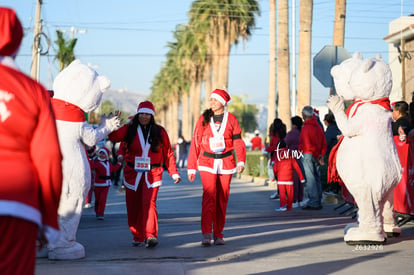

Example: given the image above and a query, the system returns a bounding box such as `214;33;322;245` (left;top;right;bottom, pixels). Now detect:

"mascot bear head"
331;52;392;101
52;60;110;113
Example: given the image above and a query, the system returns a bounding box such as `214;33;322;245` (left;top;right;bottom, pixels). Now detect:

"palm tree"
277;0;291;129
267;0;277;132
189;0;260;89
55;30;77;71
169;24;207;137
297;0;313;114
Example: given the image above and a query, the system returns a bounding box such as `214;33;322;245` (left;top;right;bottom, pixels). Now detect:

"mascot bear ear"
97;75;111;92
69;59;82;67
376;53;382;60
353;51;363;60
362;58;376;73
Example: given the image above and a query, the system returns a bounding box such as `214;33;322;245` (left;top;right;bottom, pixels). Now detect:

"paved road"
36;171;414;275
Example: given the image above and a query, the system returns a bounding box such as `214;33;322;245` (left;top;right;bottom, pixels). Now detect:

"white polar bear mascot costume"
47;60;121;260
327;53;402;245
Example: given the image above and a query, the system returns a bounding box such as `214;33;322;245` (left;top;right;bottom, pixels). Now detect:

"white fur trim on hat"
137;108;155;116
98;148;109;160
210;93;227;106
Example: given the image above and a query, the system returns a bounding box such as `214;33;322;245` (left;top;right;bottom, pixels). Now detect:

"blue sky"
3;0;414;109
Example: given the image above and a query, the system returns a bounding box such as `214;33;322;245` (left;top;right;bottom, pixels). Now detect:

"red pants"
199;171;232;238
0;216;37;275
85;185;93;204
125;178;159;242
94;186;109;216
278;184;294;210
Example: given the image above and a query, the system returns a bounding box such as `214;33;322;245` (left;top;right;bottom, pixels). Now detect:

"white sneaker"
275;206;287;211
84;203;92;209
292;202;299;208
299;199;309;207
269;192;279;200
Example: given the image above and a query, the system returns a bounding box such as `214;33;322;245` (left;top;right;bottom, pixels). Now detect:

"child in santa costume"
108;100;181;248
187;89;246;246
90;147;122;220
273;140;306;211
0;8;63;274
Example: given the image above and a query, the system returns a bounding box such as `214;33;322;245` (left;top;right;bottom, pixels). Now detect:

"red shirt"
299;117;327;159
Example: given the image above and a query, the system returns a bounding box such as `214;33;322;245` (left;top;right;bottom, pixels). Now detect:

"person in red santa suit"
250;130;264;151
90;147;122;220
0;7;63;275
108;100;181;248
273;140;306;211
187;89;246;246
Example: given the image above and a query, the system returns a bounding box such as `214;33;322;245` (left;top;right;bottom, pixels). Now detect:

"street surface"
36;171;414;275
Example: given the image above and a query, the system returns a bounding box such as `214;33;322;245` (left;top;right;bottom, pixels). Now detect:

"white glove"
327;95;345;114
105;114;121;132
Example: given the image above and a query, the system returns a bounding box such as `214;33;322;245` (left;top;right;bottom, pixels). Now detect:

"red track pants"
125;179;159;242
0;216;37;275
278;184;294;210
94;186;109;216
199;171;232;238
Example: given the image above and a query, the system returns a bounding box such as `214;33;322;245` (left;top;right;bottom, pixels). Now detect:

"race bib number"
134;157;151;172
209;136;225;153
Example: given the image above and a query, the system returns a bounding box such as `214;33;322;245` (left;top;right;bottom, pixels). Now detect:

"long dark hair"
271;118;286;139
202;108;214;126
291;116;303;131
124;114;162;153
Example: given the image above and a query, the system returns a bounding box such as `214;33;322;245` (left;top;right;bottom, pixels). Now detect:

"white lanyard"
135;126;151;172
209;111;228;153
209;111;228;137
137;125;151;157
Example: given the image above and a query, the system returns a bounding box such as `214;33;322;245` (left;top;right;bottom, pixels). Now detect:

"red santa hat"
313;108;320;117
0;7;23;56
137;100;155;116
98;147;109;161
210;89;231;106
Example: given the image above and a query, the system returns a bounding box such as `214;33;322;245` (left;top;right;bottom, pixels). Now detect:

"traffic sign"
313;45;351;88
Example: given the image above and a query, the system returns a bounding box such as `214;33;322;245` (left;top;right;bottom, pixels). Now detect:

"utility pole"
30;0;42;81
333;0;346;47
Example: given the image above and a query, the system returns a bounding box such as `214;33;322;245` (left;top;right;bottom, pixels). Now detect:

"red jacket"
90;159;121;187
188;111;246;174
250;136;263;151
108;123;179;190
0;60;63;242
265;133;282;162
272;148;305;185
298;117;327;159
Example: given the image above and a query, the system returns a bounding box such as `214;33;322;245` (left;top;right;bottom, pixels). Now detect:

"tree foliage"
55;30;77;71
227;95;258;134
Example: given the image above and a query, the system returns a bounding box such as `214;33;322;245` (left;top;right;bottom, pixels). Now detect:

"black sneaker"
146;237;158;248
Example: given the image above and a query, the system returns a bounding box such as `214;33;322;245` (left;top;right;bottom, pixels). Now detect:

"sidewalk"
36;172;414;275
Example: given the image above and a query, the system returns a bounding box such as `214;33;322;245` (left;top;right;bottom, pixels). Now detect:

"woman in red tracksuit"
273;140;306;211
90;147;121;220
187;89;246;246
108;101;180;248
